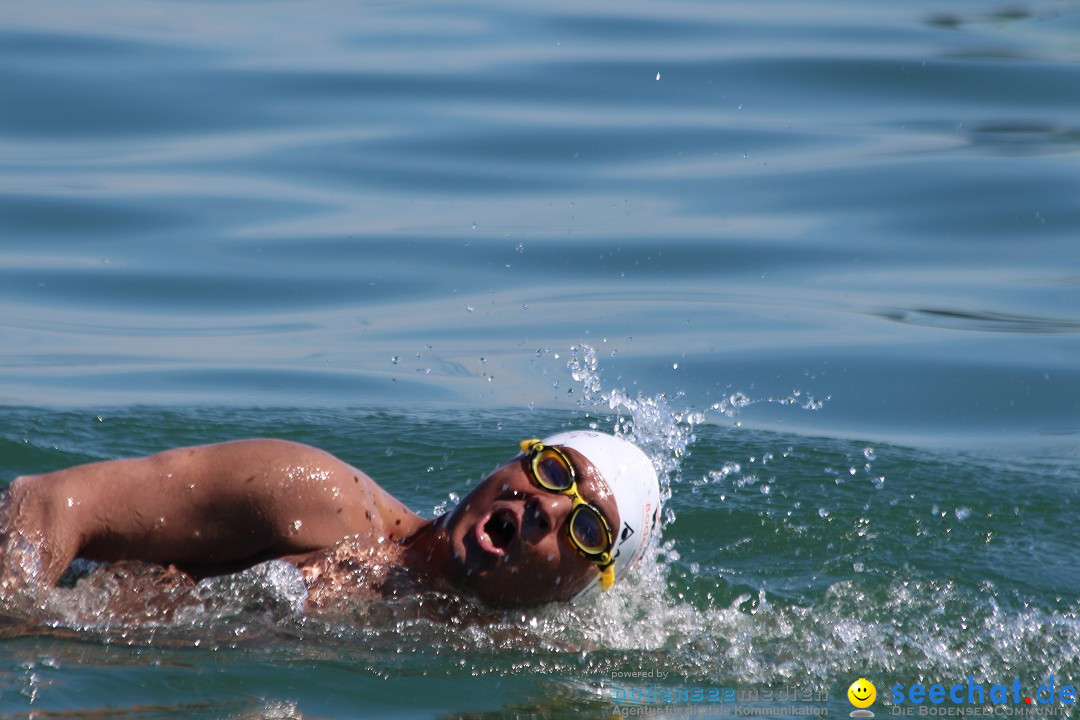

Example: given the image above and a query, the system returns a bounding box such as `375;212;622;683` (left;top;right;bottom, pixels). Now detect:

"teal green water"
2;0;1079;716
1;401;1078;718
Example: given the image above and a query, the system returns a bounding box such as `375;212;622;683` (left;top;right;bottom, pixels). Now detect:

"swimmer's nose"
521;494;562;542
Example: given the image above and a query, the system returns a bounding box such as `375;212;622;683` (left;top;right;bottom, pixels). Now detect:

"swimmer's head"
440;431;660;606
539;431;661;597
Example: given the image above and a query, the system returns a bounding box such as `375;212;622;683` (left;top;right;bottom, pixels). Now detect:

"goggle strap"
519;438;542;454
599;564;616;590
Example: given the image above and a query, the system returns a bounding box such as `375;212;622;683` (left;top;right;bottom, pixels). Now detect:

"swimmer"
0;431;660;609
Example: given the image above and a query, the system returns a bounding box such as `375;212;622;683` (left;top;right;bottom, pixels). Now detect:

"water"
2;0;1079;717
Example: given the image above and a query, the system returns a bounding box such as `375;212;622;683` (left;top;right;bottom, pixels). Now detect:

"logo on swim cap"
541;431;661;596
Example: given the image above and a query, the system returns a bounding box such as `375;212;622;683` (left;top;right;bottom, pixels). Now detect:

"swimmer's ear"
599;564;615;590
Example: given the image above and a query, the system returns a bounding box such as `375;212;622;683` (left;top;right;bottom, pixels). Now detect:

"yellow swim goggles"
519;439;617;590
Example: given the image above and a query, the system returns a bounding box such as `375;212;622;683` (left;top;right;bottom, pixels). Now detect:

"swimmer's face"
442;446;620;607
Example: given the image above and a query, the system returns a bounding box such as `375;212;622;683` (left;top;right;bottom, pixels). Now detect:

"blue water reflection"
2;0;1078;447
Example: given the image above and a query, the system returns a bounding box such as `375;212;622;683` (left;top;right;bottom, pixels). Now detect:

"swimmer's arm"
5;439;404;585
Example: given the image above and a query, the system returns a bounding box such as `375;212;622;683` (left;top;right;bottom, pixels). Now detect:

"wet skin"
1;440;617;608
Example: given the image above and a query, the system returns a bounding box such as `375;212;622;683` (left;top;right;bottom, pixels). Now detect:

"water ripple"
876;307;1080;334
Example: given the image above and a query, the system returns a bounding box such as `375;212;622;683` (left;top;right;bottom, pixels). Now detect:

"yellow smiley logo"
847;678;876;709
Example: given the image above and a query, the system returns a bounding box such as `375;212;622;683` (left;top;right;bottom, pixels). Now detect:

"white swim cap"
541;430;661;595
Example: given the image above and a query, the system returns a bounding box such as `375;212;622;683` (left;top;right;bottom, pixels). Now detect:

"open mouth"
476;508;518;555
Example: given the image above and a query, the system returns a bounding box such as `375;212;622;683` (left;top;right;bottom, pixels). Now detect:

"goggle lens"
533;450;575;492
569;505;610;556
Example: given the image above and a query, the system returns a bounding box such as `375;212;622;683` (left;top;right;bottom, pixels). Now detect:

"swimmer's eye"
520;442;575;492
567;504;612;557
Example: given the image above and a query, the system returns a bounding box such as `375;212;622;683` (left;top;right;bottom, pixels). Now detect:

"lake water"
1;0;1078;717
